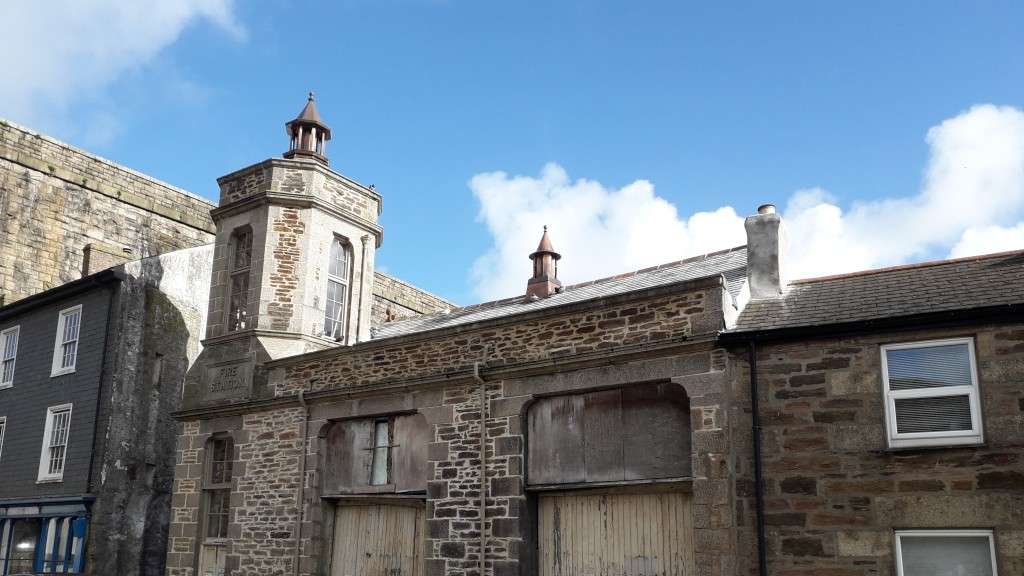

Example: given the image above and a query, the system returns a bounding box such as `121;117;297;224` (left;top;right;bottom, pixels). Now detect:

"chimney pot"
757;203;776;215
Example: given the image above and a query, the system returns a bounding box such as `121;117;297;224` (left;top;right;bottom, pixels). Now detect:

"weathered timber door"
331;503;424;576
539;491;694;576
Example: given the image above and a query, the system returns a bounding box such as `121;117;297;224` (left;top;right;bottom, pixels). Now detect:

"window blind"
886;343;972;390
883;339;981;447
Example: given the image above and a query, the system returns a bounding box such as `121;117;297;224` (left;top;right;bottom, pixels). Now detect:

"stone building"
4;95;1021;575
722;248;1024;576
0;103;451;576
0;117;450;318
160;97;1024;576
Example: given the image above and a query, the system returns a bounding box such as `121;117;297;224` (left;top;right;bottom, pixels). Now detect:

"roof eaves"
720;302;1024;344
268;273;727;370
0;268;124;322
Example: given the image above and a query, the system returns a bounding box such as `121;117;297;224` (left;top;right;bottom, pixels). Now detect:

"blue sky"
3;1;1023;304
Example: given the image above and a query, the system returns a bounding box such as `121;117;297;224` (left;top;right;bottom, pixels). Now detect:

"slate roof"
732;249;1024;333
371;247;748;339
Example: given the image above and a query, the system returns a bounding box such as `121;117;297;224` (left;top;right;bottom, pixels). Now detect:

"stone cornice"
172;334;718;420
210;190;384;247
215;156;383;212
200;327;339;350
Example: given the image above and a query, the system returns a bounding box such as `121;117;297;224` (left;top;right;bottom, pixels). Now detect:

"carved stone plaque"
206;361;252;400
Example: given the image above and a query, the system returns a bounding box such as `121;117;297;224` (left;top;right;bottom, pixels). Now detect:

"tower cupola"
527;226;562;299
284;91;332;165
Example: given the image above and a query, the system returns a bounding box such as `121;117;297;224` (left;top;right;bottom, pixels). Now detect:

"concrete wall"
88;246;213;576
0;119;215;304
739;323;1024;576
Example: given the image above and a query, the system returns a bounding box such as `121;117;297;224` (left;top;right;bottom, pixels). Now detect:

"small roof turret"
284;92;332;165
532;225;560;258
527;226;562;299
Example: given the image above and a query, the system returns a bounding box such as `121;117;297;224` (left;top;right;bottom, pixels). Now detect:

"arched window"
227;228;252;332
323;236;350;340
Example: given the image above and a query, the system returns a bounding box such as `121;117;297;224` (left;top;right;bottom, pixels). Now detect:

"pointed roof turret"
284;91;332;165
296;91;323;123
533;225;559;256
527;226;562;299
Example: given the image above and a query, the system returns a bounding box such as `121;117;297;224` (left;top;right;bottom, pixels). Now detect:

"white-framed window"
323;236;350;341
0;416;6;462
51;306;82;377
0;326;18;387
38;404;72;482
895;529;998;576
880;337;984;449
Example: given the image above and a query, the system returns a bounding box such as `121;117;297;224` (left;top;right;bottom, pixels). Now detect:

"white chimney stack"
744;203;788;298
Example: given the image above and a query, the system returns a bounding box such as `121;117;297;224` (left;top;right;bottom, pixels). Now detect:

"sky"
2;1;1023;304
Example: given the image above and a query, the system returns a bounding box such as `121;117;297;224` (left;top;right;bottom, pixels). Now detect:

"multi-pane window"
0;326;17;387
881;338;983;448
370;419;391;485
323;236;350;340
38;404;72;481
895;530;998;576
228;228;252;332
204;437;234;539
51;306;81;376
0;416;6;462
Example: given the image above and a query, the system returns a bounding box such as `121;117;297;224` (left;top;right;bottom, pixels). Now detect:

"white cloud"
950;223;1024;258
469;163;746;300
470;104;1024;300
783;104;1024;278
0;0;243;133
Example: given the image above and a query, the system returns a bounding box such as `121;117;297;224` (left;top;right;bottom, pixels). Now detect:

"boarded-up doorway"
539;491;694;576
331;502;424;576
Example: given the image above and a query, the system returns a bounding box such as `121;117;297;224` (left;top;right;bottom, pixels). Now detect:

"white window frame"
0;325;18;388
880;337;984;449
323;235;351;341
51;305;82;377
38;403;73;482
0;416;6;462
894;529;998;576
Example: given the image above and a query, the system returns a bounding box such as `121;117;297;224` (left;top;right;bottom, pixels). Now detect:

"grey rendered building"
0;247;212;576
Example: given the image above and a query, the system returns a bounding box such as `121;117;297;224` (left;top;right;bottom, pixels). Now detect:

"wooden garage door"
331;503;424;576
539;491;694;576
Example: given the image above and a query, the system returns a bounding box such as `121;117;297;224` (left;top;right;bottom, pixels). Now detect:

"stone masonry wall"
740;323;1024;576
371;271;454;328
279;287;719;395
0;119;215;303
217;160;379;225
167;408;306;576
169;283;747;576
173;349;743;576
